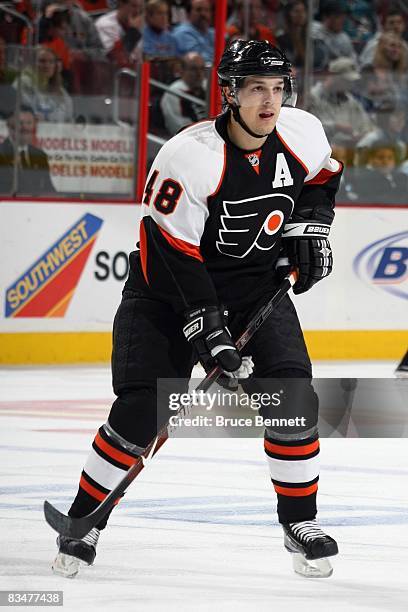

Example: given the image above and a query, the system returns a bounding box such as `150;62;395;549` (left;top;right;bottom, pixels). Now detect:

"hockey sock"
68;422;144;530
264;433;320;524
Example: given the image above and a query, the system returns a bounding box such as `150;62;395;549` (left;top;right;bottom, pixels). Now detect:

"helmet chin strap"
230;105;268;139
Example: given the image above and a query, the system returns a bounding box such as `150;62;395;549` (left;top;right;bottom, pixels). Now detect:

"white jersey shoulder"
153;119;225;196
141;120;225;246
276;107;339;181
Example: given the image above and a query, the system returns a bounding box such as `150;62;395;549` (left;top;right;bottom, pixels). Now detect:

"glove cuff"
282;221;331;239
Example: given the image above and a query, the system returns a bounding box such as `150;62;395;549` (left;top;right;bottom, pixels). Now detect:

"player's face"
236;76;284;135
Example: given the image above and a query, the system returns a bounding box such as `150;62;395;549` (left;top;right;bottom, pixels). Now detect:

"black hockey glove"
183;305;247;376
280;205;334;295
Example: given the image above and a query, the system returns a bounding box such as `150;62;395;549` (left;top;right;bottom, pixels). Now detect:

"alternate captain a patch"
216;193;294;258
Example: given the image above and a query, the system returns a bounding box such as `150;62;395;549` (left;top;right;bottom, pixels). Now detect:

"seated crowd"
0;0;408;202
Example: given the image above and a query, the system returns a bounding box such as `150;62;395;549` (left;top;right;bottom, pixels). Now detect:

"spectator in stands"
276;0;326;70
356;97;407;164
312;0;357;67
226;0;276;45
143;0;177;58
169;0;187;26
331;136;359;201
160;51;207;135
95;0;143;66
43;1;104;57
38;2;72;73
331;133;355;168
263;0;282;33
0;106;56;195
173;0;214;63
343;0;377;55
14;46;74;122
355;139;408;203
370;31;408;89
360;31;408;113
357;63;399;112
308;56;373;147
376;0;408;27
360;7;407;66
0;36;18;119
276;1;306;66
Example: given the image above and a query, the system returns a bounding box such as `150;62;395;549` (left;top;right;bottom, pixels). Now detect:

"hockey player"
52;40;342;578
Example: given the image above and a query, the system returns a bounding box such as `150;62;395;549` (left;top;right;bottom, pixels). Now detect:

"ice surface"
0;363;407;612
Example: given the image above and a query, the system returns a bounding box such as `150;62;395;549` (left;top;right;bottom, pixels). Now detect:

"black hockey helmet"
217;40;296;138
217;39;296;106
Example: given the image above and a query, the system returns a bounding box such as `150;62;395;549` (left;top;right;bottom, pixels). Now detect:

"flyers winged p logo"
216;193;294;258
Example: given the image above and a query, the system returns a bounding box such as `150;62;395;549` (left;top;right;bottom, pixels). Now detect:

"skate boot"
52;528;100;578
282;519;338;578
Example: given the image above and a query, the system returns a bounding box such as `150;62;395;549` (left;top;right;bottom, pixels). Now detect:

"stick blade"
395;349;408;378
43;500;92;539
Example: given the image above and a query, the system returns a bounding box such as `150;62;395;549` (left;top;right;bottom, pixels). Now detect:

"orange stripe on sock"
80;475;107;502
79;475;120;505
264;439;319;456
273;482;318;497
94;432;137;467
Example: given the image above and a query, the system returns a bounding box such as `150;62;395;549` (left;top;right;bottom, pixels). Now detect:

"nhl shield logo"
216;193;294;258
247;153;260;167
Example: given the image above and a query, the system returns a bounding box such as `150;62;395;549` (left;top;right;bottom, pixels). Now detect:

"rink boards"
0;201;407;363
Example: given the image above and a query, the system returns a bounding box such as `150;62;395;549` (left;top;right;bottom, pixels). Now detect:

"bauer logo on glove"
304;224;330;235
183;317;204;340
281;205;334;295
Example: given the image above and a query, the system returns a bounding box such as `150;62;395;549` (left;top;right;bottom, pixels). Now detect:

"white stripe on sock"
84;448;127;491
266;453;320;484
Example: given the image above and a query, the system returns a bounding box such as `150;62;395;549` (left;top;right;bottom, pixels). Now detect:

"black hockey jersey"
127;107;342;313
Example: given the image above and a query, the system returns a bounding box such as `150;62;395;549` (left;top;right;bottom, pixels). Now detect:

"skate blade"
292;553;333;578
52;552;84;579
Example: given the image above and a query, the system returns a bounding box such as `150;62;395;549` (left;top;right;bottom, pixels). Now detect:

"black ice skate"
52;527;100;578
282;519;338;578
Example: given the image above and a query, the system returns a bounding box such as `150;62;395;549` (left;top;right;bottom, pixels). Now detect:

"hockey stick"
44;271;297;539
395;349;408;377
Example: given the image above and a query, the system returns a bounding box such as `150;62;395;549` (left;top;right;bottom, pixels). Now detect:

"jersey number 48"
143;170;183;215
